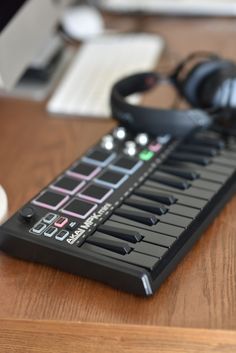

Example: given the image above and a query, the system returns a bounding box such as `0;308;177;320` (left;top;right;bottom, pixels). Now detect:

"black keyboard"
1;126;236;296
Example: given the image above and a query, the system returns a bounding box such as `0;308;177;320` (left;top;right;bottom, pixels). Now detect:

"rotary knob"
113;127;126;140
101;135;114;150
124;140;137;156
135;133;149;146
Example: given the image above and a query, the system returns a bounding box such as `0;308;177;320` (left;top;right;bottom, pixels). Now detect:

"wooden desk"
0;17;235;353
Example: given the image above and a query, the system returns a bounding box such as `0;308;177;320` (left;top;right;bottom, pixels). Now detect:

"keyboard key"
82;242;159;271
32;190;69;211
192;179;221;192
83;149;116;167
110;156;143;174
55;230;70;241
94;231;167;258
157;167;221;191
159;213;191;228
133;242;167;258
190;137;225;149
31;222;47;235
47;34;164;118
51;176;85;195
124;195;168;215
145;180;214;201
98;222;142;243
169;152;211;165
114;205;158;226
110;215;183;238
95;170;128;188
104;220;175;247
44;226;58;237
169;204;199;218
134;186;177;205
150;171;191;190
159;164;200;180
213;155;236;168
86;232;132;255
67;161;101;180
165;160;230;182
221;149;236;161
61;198;97;219
205;163;234;176
79;184;113;203
178;144;218;157
43;213;57;224
143;183;207;209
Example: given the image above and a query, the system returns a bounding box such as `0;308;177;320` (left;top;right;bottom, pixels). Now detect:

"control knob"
101;135;114;150
113;127;126;140
124;140;137;156
135;133;149;146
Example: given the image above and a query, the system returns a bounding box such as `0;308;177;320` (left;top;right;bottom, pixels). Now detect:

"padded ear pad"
181;59;233;108
197;64;236;112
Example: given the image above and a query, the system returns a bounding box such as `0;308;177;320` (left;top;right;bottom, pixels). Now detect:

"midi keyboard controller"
1;125;236;296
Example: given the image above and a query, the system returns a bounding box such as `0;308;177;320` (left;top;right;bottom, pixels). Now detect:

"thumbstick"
19;207;35;222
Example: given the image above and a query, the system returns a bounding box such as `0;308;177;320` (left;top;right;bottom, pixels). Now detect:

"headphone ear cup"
181;59;231;108
198;65;236;112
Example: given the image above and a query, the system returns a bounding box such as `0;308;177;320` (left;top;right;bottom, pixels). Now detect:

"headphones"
110;52;236;137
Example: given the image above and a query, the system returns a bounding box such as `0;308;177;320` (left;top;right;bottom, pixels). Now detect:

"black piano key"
169;152;211;166
103;220;175;247
158;168;222;192
165;160;229;182
178;144;218;157
114;205;158;226
124;195;168;215
124;187;199;220
123;196;190;227
110;215;183;238
95;232;167;258
134;187;177;205
190;136;225;149
98;223;142;243
212;125;236;138
86;232;132;255
145;180;214;201
158;164;200;181
169;204;199;219
150;171;191;190
142;183;207;209
82;243;159;271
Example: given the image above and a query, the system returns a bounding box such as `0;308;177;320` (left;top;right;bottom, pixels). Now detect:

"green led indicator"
139;149;155;161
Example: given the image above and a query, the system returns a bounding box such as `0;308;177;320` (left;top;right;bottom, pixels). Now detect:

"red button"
55;217;68;228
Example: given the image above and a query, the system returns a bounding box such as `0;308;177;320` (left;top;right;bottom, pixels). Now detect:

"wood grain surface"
0;16;236;351
0;319;236;353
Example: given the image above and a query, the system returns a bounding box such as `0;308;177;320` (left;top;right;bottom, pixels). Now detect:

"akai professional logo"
66;228;85;245
66;203;112;245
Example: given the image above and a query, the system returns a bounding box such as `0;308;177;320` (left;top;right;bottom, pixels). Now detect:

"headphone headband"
110;71;211;137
